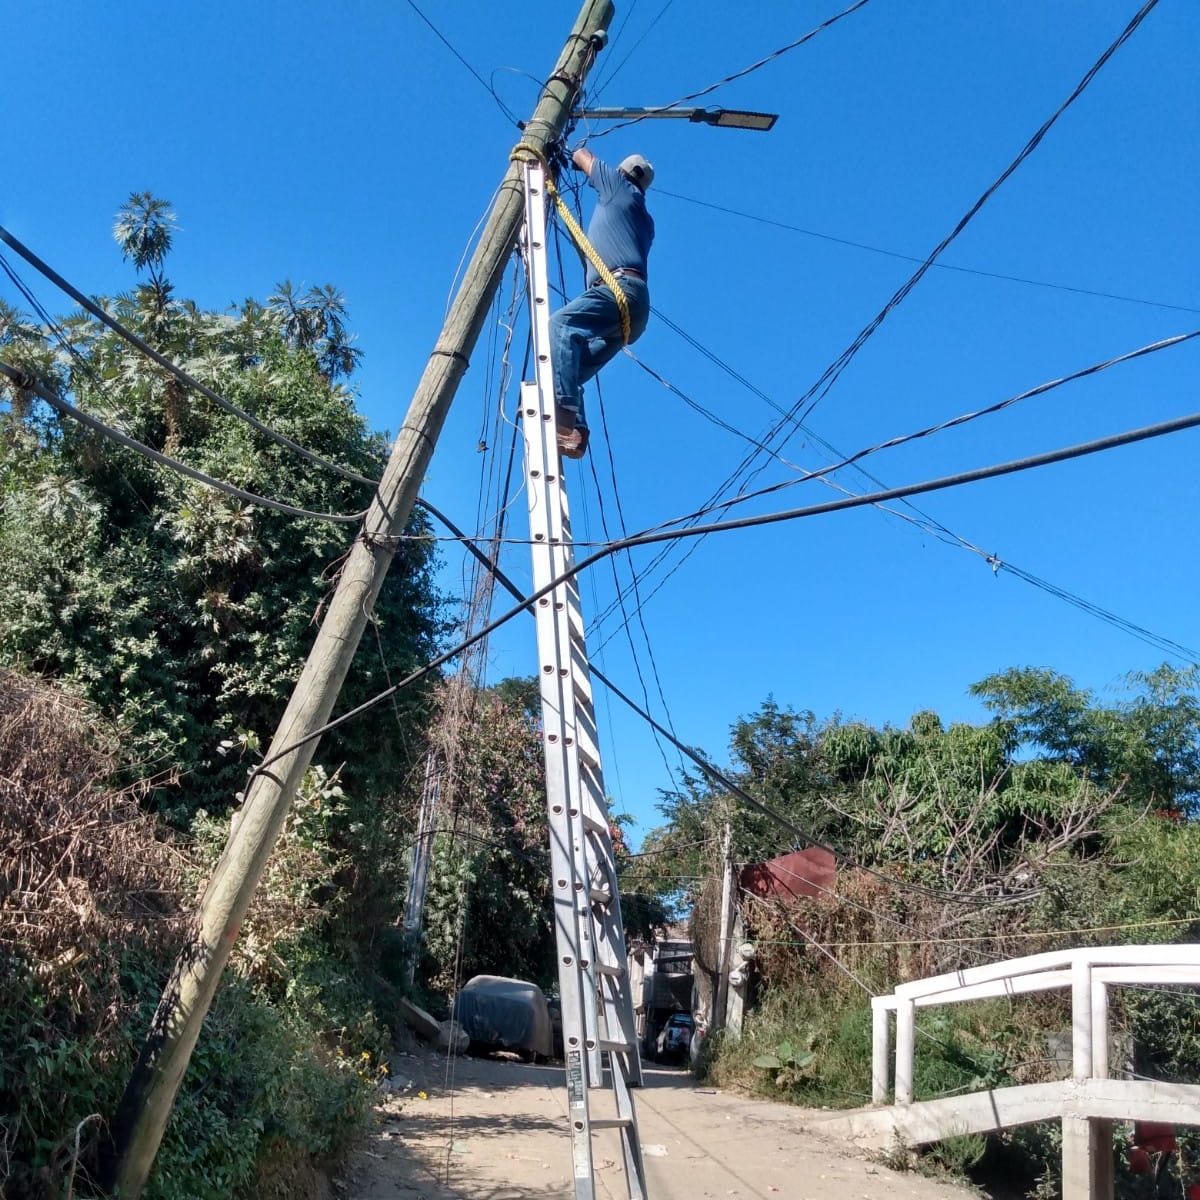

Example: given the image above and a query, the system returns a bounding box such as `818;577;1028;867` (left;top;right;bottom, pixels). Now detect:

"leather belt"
612;267;643;280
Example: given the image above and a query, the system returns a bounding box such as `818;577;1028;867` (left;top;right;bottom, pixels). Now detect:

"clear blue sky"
5;2;1198;845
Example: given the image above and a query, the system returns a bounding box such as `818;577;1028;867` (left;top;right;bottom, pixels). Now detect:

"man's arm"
572;146;596;175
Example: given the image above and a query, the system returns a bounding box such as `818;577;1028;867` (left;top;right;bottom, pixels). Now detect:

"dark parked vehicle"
452;975;555;1062
545;994;564;1058
653;1012;695;1062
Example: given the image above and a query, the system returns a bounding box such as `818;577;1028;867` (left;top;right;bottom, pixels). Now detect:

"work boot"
558;426;589;459
555;406;590;460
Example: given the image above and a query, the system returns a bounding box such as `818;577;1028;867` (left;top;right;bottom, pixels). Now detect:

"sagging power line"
0;364;368;525
655;187;1200;316
415;496;1016;915
254;398;1200;787
654;329;1200;529
587;322;1200;665
649;0;1161;593
585;0;874;139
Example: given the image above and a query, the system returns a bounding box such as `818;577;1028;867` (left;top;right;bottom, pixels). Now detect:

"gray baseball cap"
618;154;655;191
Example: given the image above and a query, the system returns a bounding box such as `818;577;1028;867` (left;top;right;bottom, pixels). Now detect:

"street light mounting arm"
573;105;778;132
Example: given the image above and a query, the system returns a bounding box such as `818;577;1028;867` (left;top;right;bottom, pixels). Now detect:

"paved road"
336;1050;978;1200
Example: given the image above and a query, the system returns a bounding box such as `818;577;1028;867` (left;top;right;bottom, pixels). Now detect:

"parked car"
452;975;555;1062
545;994;564;1058
653;1012;695;1062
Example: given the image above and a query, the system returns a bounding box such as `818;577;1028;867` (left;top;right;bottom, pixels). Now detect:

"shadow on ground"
429;1052;694;1092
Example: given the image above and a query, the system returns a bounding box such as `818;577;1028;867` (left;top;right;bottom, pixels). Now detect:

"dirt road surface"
335;1051;977;1200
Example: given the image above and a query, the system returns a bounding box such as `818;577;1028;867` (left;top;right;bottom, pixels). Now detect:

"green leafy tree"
0;195;443;832
973;664;1200;813
0;195;449;1014
642;667;1200;910
418;678;557;992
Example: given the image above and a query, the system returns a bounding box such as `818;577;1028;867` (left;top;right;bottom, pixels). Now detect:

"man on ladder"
550;146;656;460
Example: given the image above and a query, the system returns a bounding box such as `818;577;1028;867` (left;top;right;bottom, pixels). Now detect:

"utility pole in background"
107;4;614;1194
401;753;441;986
714;819;734;1033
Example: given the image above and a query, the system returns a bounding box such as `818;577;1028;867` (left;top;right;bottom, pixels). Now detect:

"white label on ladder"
566;1051;590;1178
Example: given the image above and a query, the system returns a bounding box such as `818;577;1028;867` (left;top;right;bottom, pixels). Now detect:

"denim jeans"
549;277;649;429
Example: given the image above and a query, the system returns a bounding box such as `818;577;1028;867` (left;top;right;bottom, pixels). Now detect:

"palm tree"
307;285;363;381
267;281;363;382
113;193;177;334
267;279;317;349
0;299;56;421
113;192;176;290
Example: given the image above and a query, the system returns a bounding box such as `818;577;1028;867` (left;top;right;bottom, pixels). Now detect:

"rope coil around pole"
510;144;632;345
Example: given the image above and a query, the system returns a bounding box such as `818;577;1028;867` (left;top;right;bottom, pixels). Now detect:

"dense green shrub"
658;668;1200;1196
0;194;448;1197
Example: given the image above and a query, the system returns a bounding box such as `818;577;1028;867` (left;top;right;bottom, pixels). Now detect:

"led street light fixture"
573;106;779;132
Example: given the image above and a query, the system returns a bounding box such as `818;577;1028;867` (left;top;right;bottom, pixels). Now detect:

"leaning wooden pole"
107;4;613;1193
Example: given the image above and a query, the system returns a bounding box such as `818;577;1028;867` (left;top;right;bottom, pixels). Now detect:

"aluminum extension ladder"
519;160;648;1200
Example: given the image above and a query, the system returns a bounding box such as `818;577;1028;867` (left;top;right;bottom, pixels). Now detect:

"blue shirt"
583;158;654;288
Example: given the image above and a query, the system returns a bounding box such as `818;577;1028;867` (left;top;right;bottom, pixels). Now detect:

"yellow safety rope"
511;144;633;346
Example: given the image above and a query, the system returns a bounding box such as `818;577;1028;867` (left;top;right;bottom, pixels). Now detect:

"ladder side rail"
523;164;605;1085
559;500;644;1087
521;165;597;1196
521;385;595;1194
522;160;645;1200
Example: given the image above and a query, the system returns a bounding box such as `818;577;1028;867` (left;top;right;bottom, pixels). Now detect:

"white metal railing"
871;943;1200;1106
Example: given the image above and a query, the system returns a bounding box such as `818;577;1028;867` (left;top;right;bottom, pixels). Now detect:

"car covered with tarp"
452;975;555;1060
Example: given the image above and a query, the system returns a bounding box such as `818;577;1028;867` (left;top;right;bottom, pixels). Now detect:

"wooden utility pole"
108;4;613;1193
713;820;734;1033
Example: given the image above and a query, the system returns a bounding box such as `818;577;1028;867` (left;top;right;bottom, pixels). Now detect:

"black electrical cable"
655;188;1200;317
587;0;874;139
582;0;638;103
622;343;798;463
613;466;1200;669
588;0;676;106
608;1;1165;633
614;456;1200;669
0;363;367;525
413;496;1020;914
746;0;1162;483
402;0;521;126
653;329;1200;530
633;0;1162;610
588;383;688;780
589;321;1200;668
0;225;381;488
252;400;1200;783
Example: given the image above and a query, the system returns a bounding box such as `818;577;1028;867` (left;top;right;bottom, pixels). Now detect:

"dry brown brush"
0;670;184;1001
0;671;185;1197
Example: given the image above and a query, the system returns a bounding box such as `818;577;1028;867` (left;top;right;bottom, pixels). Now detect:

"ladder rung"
588;1117;634;1131
581;809;607;834
589;885;612;903
598;1039;634;1054
594;961;625;978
